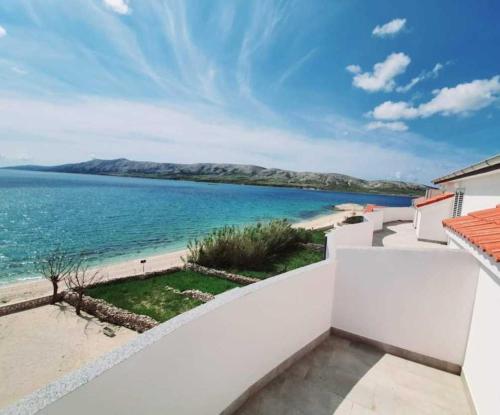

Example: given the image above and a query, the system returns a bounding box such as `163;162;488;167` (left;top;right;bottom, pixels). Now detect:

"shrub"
343;215;364;224
187;220;310;270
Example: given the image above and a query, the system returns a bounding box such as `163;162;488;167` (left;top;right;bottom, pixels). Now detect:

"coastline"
0;209;356;306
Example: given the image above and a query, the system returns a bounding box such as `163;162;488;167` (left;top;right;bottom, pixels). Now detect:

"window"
452;190;464;218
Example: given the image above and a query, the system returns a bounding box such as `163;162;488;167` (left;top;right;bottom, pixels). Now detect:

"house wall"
35;261;335;415
446;230;500;415
415;198;453;242
462;266;500;415
441;170;500;215
331;247;479;365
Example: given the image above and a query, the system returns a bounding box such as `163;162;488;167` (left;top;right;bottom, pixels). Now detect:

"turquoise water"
0;169;412;284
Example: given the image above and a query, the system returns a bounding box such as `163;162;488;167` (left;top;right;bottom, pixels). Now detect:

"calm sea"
0;169;413;284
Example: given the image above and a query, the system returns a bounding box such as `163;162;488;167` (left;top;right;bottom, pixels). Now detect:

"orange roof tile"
415;192;454;208
443;205;500;262
363;204;382;213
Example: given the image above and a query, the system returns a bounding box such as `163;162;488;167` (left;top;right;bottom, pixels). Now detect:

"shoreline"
0;209;358;306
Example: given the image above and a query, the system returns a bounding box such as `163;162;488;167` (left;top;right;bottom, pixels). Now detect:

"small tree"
65;258;100;316
35;249;75;304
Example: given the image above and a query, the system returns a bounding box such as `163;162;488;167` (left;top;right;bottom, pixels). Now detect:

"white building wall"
37;261;335;415
446;230;500;415
463;266;500;415
415;198;453;242
363;210;384;231
331;247;479;365
441;171;500;215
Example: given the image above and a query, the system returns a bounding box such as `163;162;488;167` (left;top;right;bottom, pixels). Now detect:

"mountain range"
6;158;427;196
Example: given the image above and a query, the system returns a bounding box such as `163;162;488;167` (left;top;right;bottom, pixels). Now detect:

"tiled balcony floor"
372;221;449;249
236;335;472;415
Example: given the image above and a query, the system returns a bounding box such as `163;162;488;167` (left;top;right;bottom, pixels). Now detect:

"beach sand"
0;304;137;408
0;209;360;408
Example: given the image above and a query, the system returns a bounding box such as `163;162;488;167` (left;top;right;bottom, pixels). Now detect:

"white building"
414;154;500;243
434;154;500;216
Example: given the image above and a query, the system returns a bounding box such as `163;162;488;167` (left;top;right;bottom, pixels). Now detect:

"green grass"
230;246;324;279
308;229;328;245
159;270;241;294
86;270;241;322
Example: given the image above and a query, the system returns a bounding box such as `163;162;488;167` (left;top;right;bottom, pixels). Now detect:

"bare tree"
35;250;75;304
65;258;100;316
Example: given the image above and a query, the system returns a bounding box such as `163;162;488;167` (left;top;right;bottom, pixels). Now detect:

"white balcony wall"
364;210;383;231
325;220;374;259
331;247;479;365
36;261;334;415
463;266;500;415
380;206;415;222
415;198;453;242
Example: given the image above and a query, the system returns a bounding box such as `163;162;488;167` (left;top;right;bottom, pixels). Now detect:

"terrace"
372;221;448;249
236;335;471;415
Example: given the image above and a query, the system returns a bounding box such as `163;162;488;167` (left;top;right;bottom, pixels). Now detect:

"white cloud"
372;18;406;38
349;53;410;92
346;64;361;74
372;75;500;120
0;25;7;38
366;121;408;132
103;0;130;15
371;101;419;120
396;63;444;93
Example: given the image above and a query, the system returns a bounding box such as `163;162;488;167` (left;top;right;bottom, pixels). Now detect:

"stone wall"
63;292;158;333
185;263;259;285
0;293;63;317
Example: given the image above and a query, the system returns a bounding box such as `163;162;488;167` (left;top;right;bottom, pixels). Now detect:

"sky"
0;0;499;184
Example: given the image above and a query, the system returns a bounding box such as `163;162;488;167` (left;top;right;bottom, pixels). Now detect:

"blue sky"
0;0;499;184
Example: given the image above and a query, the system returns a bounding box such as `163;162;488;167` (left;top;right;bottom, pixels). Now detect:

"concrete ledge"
221;329;330;415
331;327;461;375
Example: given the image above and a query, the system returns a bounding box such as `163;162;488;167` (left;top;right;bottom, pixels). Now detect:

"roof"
443;205;500;262
363;204;383;213
433;154;500;185
415;192;454;208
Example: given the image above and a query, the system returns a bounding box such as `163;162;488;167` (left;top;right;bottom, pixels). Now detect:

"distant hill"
7;158;427;196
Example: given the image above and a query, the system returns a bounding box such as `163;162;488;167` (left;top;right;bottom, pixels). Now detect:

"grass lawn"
87;270;241;322
230;246;324;279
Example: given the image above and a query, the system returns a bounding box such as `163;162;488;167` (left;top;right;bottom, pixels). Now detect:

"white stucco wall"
446;230;500;415
331;247;479;365
36;261;334;415
380;206;415;222
463;266;500;415
326;219;374;259
363;210;384;231
441;170;500;215
415;198;453;242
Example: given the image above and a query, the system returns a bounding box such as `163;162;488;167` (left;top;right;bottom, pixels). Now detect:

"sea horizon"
0;168;413;285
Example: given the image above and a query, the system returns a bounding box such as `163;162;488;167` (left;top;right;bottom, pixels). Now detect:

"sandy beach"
0;208;361;409
0;209;358;306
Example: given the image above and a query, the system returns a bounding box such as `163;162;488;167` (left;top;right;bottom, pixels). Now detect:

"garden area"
87;270;241;322
83;220;327;326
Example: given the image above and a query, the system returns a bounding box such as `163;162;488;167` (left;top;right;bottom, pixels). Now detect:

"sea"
0;169;413;284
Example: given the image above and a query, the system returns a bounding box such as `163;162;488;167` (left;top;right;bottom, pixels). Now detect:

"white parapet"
13;261;335;415
331;246;479;366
